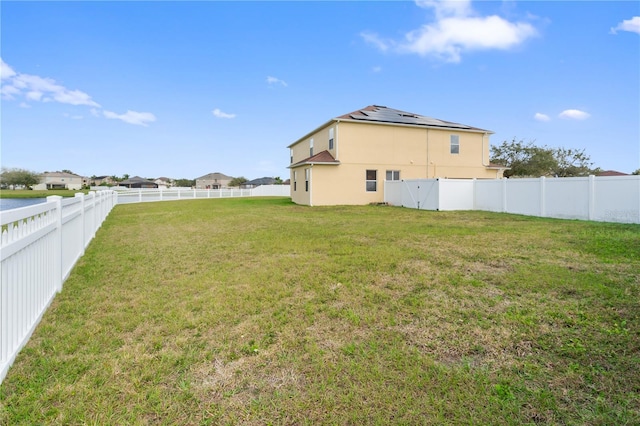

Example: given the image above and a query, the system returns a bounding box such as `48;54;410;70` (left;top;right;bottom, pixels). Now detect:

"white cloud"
416;0;472;19
372;66;382;73
360;32;391;52
2;59;157;126
1;58;16;80
362;0;537;63
559;109;590;120
212;108;236;119
1;61;100;107
103;110;156;126
266;76;288;87
534;113;550;122
611;16;640;34
1;83;20;100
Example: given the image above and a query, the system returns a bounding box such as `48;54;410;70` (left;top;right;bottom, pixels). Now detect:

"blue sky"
1;1;639;180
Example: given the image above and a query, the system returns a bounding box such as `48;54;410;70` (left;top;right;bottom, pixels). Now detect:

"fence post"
47;196;63;293
138;190;142;203
540;176;546;217
160;189;163;201
75;193;86;256
502;178;508;213
588;175;595;221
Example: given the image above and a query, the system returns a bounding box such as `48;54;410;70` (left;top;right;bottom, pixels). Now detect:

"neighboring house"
92;176;116;186
195;172;233;189
118;176;158;188
241;177;277;189
33;172;86;190
287;105;507;206
154;177;174;188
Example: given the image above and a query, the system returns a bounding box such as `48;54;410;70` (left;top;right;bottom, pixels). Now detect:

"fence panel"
544;177;591;220
439;179;475;211
0;191;116;384
1;201;61;383
593;176;640;223
504;178;543;217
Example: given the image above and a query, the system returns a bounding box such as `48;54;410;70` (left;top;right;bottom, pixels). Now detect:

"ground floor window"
366;169;377;192
305;168;310;192
386;170;400;181
293;171;297;191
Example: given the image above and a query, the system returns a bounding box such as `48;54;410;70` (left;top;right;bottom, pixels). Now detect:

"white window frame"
310;138;314;157
366;170;377;192
329;128;334;150
293;170;297;191
305;168;310;192
450;135;460;154
386;170;400;181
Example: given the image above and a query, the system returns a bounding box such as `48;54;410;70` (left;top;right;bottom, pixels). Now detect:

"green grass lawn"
1;197;638;425
0;189;89;198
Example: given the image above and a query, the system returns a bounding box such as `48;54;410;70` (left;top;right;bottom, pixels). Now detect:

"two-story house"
33;171;86;190
287;105;506;206
195;172;233;189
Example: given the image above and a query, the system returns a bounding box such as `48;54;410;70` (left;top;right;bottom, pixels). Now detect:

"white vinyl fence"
0;185;291;384
385;175;640;224
0;191;117;383
114;185;291;204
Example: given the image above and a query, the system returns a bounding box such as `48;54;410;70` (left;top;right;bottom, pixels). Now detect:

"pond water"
0;198;47;211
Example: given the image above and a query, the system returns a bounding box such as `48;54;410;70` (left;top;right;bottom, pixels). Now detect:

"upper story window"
366;170;377;192
310;138;314;157
450;135;460;154
290;148;293;164
329;128;334;150
386;170;400;181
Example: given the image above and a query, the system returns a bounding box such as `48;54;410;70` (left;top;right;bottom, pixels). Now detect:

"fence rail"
385;175;640;224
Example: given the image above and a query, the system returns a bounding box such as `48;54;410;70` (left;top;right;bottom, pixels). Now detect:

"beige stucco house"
288;105;507;206
195;172;233;189
33;172;86;190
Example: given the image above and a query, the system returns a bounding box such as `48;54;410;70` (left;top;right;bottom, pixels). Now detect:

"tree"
632;169;640;176
553;147;594;177
228;176;248;187
61;169;75;175
274;176;283;185
0;168;41;189
490;139;595;178
174;178;195;187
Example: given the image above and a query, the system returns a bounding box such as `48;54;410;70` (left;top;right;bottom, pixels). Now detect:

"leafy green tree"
632;169;640;176
174;178;195;187
491;139;595;178
274;176;283;185
0;168;41;188
553;147;594;177
228;176;248;187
